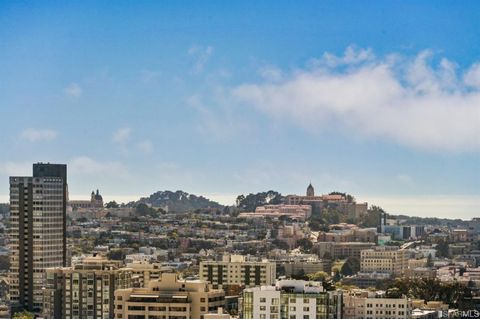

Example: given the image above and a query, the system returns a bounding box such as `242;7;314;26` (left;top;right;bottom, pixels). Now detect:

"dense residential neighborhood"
1;164;480;318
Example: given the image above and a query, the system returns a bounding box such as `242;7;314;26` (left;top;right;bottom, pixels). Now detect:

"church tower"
306;183;315;197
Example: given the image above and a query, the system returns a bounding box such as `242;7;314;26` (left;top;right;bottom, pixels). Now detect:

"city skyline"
1;1;479;219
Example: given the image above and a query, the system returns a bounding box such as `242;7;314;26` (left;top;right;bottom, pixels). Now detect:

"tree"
308;271;329;281
13;311;34;319
297;238;313;252
135;203;159;217
333;270;341;282
386;287;403;298
291;269;308;280
340;257;360;276
436;239;450;258
76;216;88;223
105;201;119;208
235;191;285;211
0;255;10;271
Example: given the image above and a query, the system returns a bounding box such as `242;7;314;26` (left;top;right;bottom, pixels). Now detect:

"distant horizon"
1;188;478;221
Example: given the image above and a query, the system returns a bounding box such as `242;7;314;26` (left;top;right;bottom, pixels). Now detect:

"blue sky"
0;1;479;219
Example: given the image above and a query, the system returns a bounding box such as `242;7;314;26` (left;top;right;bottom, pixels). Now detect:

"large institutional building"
360;247;409;276
69;189;104;210
242;279;342;319
199;255;276;288
285;183;368;219
114;273;225;319
9;163;68;314
238;204;312;221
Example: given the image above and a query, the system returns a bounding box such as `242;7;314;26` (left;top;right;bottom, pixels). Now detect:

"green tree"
308;271;329;281
13;311;34;319
291;269;308;280
105;201;119;208
0;255;10;271
297;238;313;252
340;257;360;276
436;239;450;258
386;287;403;298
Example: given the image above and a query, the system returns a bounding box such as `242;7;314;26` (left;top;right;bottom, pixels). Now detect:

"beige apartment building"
360;247;409;276
114;273;225;319
344;290;412;319
43;255;132;319
126;261;172;288
314;242;376;259
199;255;276;288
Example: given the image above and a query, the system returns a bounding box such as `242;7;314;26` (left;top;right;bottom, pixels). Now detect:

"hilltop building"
285;183;368;219
69;189;104;210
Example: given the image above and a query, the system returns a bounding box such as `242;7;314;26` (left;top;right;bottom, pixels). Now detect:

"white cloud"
315;46;375;67
112;128;131;144
69;156;128;178
188;45;214;73
137;140;153;154
64;83;82;98
259;65;283;82
20;128;58;142
464;62;480;88
232;47;480;152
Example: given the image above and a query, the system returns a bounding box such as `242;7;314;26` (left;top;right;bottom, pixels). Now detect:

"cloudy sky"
0;1;479;219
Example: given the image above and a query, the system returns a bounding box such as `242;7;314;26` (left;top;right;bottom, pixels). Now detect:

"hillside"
134;190;224;212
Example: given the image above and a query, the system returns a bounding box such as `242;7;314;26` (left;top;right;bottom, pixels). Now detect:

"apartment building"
199;255;276;288
114;273;225;319
314;242;376;259
43;255;132;319
242;279;342;319
9;163;67;314
343;290;412;319
126;261;172;287
282;260;332;277
360;247;409;276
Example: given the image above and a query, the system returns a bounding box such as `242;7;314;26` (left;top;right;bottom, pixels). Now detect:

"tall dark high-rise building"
9;163;67;314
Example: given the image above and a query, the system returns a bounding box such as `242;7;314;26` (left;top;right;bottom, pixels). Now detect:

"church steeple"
306;182;314;197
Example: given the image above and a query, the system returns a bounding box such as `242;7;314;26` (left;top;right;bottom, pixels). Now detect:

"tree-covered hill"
132;190;223;212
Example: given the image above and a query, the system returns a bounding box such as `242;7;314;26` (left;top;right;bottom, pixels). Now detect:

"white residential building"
242;279;342;319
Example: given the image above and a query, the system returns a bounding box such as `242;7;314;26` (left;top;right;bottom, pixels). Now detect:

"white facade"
242;280;342;319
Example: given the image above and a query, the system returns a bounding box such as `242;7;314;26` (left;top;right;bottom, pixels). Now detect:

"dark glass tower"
9;163;67;314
